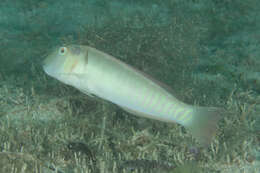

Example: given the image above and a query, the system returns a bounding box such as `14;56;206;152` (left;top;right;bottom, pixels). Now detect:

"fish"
43;44;222;146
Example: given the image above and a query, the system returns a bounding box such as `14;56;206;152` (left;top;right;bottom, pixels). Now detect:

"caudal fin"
186;107;222;146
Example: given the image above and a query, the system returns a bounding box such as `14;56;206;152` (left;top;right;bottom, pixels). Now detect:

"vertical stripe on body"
168;105;193;125
138;84;151;109
112;69;193;125
137;85;165;114
182;110;193;123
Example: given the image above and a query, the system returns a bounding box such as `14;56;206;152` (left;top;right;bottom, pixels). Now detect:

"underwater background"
0;0;259;172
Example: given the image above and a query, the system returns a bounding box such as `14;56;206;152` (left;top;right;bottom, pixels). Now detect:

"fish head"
43;45;88;84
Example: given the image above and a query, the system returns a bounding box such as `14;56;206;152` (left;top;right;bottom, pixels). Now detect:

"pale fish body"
43;45;221;145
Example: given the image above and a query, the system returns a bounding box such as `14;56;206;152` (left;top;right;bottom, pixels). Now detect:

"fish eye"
59;47;67;55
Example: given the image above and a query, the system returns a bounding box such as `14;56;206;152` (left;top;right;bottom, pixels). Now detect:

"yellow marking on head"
63;55;72;72
69;59;78;72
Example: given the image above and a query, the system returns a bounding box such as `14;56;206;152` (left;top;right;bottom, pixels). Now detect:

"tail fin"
186;107;222;146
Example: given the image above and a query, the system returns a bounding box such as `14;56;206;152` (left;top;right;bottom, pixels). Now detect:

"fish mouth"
42;58;54;77
42;56;49;70
42;59;48;72
42;65;52;78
